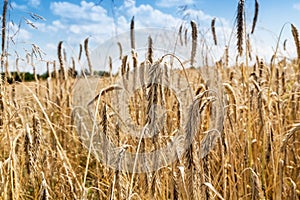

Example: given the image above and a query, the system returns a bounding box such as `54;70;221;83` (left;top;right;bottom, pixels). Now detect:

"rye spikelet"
109;56;112;82
281;123;300;151
117;42;122;60
224;46;229;67
38;172;49;200
84;37;93;75
282;66;286;94
259;59;264;81
249;168;264;199
236;0;245;56
121;55;127;76
147;36;153;64
184;28;188;46
121;55;128;90
283;39;287;51
291;24;300;62
33;113;42;165
179;24;183;46
100;103;108;165
191;20;198;67
130;16;135;50
251;0;259;34
184;91;214;200
71;57;76;77
203;155;212;199
211;18;217;45
1;0;8;74
24;123;34;175
57;41;65;80
53;61;58;80
223;83;237;122
78;44;82;61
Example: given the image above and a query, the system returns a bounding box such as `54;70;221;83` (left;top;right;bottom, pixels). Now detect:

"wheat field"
0;0;300;199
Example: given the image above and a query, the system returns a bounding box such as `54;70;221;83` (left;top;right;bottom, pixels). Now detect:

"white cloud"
156;0;194;8
46;43;57;51
51;20;66;31
44;43;57;59
11;1;40;12
50;1;110;22
181;8;213;22
293;3;300;11
123;0;136;8
11;2;27;10
13;0;234;69
47;0;220;47
118;1;181;28
28;0;40;8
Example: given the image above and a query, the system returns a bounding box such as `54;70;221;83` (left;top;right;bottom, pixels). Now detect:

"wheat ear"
1;0;8;74
147;36;153;63
251;0;259;34
236;0;245;56
78;43;82;61
57;41;67;81
84;37;93;75
191;20;198;67
291;24;300;62
130;16;135;50
211;18;217;45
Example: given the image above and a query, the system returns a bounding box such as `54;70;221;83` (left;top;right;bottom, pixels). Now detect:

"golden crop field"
0;0;299;199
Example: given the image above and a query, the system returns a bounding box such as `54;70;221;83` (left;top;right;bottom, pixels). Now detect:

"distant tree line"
3;68;110;84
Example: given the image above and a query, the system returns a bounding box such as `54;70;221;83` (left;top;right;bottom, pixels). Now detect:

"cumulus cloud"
50;1;110;22
123;0;135;8
11;0;40;10
11;0;234;68
156;0;194;8
47;0;183;47
181;8;213;22
28;0;40;8
118;3;180;28
48;0;220;44
50;20;66;31
11;2;27;10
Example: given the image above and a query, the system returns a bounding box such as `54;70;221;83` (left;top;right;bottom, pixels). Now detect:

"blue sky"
6;0;300;72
